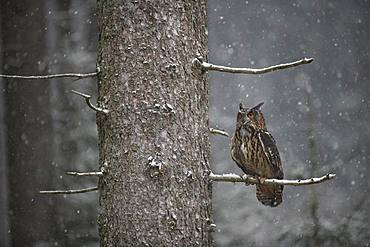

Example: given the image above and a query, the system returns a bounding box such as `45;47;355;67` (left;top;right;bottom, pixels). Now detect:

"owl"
231;102;284;207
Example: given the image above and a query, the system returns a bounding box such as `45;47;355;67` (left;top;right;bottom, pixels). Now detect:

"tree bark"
96;1;211;246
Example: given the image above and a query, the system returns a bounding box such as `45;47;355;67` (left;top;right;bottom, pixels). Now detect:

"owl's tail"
256;184;283;207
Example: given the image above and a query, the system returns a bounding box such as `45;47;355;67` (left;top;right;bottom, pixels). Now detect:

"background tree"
1;0;99;246
2;1;58;245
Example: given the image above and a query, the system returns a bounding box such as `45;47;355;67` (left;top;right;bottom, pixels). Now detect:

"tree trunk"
96;1;211;246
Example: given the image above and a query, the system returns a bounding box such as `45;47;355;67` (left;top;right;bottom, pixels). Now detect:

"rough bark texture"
96;1;211;246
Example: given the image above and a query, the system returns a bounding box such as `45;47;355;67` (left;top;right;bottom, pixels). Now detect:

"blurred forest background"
0;0;369;246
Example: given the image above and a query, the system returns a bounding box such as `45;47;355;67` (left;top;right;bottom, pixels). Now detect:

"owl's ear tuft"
253;102;264;110
239;103;244;111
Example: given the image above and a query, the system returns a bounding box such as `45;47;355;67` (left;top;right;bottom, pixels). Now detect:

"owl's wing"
258;130;284;178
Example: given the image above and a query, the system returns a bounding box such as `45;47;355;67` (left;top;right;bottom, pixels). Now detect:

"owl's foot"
241;174;252;186
255;176;266;184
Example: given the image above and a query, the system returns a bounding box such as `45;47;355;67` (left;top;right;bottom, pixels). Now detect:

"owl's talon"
254;176;266;184
241;174;251;186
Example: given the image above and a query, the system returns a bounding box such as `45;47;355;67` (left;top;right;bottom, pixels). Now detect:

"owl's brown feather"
231;102;284;207
256;183;283;207
258;131;284;178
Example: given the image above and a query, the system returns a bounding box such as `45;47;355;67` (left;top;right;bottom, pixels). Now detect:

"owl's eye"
247;112;253;118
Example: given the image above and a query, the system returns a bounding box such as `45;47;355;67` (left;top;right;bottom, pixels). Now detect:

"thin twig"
39;186;98;194
66;171;103;177
209;172;335;186
0;68;100;80
209;128;229;137
71;90;109;114
193;57;313;74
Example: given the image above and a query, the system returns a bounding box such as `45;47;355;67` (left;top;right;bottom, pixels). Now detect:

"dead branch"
39;186;98;194
193;57;313;74
0;68;99;80
209;128;229;137
209;172;335;186
66;171;103;177
71;90;109;114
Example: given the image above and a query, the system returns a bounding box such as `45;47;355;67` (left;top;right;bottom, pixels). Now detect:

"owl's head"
236;102;266;130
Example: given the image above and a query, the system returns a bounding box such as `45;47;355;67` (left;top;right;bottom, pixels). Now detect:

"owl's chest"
243;135;264;163
233;130;270;176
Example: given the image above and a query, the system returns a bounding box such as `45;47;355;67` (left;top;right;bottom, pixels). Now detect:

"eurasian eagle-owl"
231;102;284;207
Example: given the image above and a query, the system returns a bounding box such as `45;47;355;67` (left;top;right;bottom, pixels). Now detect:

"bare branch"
193;57;313;74
209;172;335;186
39;186;98;194
0;68;100;80
66;171;103;177
71;90;109;114
209;128;229;137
